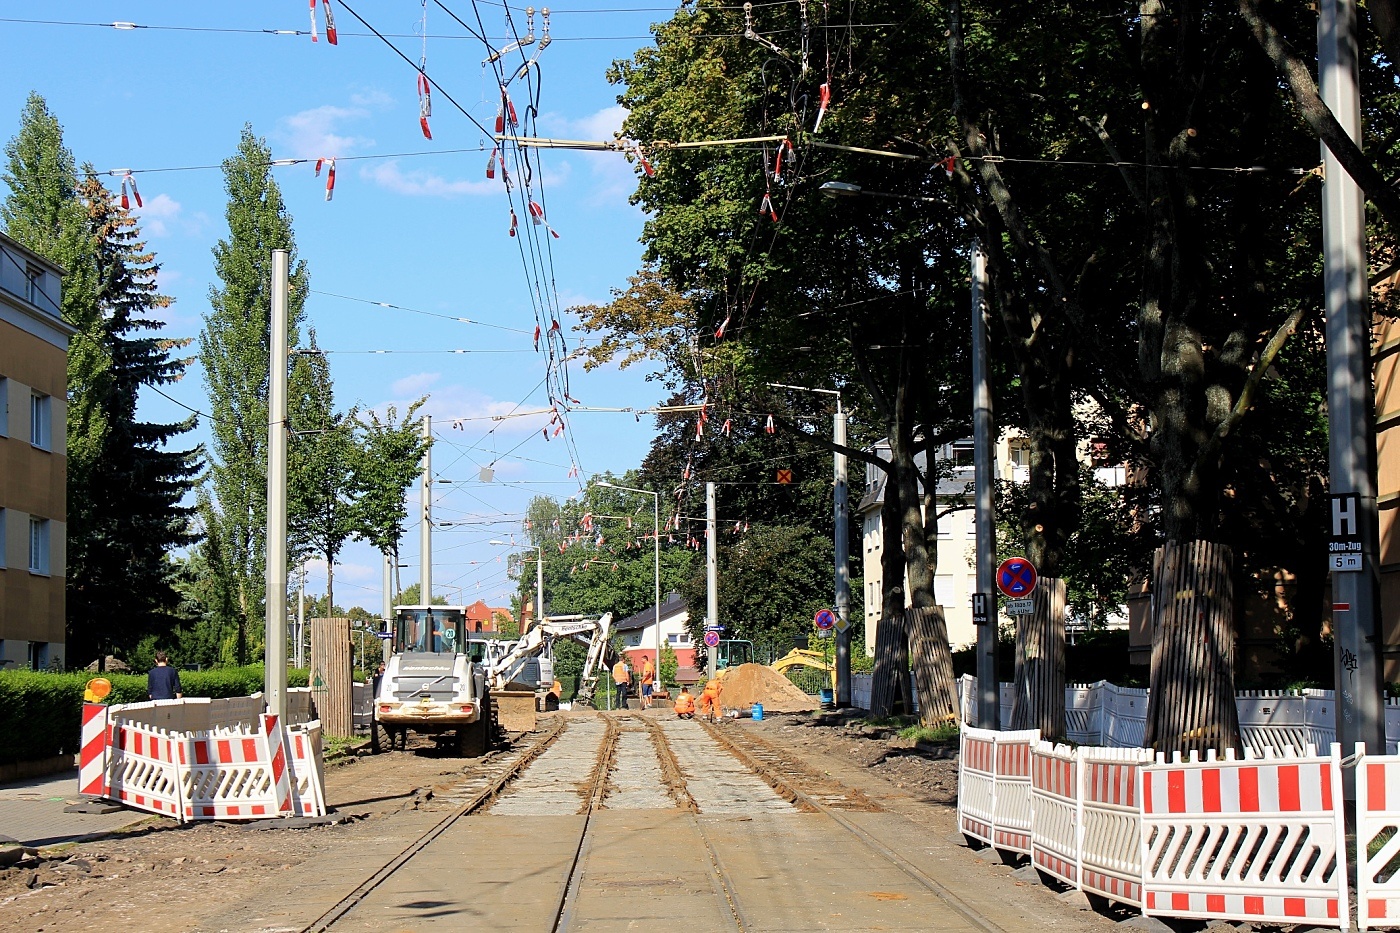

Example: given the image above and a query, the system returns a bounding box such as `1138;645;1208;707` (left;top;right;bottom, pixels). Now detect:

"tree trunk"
1009;578;1066;739
870;478;910;717
326;555;335;621
1144;541;1241;755
909;606;958;724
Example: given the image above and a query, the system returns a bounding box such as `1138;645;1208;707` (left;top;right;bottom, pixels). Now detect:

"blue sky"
0;2;675;614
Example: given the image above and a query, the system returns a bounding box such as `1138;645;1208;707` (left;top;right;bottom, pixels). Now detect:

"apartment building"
0;232;70;670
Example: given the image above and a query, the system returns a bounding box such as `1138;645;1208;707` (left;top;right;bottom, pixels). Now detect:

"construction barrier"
1140;746;1347;927
79;701;326;823
1356;746;1400;929
1079;746;1152;907
1030;742;1081;886
107;719;184;819
956;726;1039;855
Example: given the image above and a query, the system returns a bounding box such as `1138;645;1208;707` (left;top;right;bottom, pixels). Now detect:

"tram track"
297;715;569;933
550;714;621;932
702;720;1006;933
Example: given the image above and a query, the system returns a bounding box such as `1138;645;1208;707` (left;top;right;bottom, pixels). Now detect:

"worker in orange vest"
641;657;655;708
699;676;723;722
612;657;631;709
673;686;695;719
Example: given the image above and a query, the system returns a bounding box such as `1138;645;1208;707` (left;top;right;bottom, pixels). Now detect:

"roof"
613;592;688;633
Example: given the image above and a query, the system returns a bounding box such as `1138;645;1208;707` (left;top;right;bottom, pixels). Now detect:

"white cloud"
277;104;375;159
535;104;641;206
349;88;394;109
391;371;442;397
361;160;497;198
575;104;629;141
134;192;181;237
376;384;553;437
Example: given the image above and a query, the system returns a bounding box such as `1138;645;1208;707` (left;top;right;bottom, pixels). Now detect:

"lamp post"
490;540;544;632
767;382;851;708
821;181;997;724
594;481;662;695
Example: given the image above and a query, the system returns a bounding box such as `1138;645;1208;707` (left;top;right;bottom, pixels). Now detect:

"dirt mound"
718;664;818;713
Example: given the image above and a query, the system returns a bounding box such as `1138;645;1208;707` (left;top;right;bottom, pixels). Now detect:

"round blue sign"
814;609;836;630
996;557;1038;598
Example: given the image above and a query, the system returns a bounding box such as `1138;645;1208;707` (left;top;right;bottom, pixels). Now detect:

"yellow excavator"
771;647;836;689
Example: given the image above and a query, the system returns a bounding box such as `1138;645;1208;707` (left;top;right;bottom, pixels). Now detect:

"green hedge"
0;666;310;766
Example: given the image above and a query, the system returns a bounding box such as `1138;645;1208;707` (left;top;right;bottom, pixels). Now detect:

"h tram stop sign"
1329;492;1363;572
996;557;1039;598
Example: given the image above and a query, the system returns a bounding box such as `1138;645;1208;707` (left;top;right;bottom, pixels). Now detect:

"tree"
63;175;201;665
199;125;309;664
354;398;430;597
287;331;359;616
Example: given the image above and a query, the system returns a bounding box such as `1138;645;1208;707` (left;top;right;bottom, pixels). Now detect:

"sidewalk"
0;769;156;848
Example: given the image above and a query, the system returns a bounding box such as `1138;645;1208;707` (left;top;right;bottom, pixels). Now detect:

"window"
29;517;49;574
24;265;42;305
1010;443;1032;468
30;392;49;450
951;441;975;468
668;632;690;645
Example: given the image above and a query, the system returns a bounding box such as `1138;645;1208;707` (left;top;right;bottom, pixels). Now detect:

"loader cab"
393;606;468;655
716;639;755;670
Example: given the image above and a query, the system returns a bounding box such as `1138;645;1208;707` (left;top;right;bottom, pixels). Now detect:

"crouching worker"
699;677;723;722
674;686;696;719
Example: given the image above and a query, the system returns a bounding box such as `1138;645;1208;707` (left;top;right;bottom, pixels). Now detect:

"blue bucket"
752;702;764;721
819;688;835;708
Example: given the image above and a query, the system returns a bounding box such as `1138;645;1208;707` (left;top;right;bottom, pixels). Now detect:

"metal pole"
536;544;545;631
972;240;999;729
834;401;852;707
420;415;433;606
264;248;289;722
706;481;719;675
297;563;306;669
382;553;392;664
654;490;662;695
1319;0;1385;765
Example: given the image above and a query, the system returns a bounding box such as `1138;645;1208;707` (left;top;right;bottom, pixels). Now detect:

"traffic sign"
1005;598;1035;616
834;614;850;633
703;629;721;648
972;593;992;626
996;557;1038;598
776;469;793;485
1329;492;1363;572
814;608;836;631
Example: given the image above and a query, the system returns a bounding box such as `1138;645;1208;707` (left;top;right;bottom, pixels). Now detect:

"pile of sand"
718;663;818;713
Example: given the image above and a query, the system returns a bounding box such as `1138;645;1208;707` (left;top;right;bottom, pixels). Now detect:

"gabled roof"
613;592;688;632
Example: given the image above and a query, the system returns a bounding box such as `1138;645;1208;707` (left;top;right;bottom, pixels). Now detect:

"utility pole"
420;414;433;607
536;543;546;631
1319;0;1385;764
382;552;393;663
296;563;306;669
834;401;852;707
707;481;718;675
972;241;999;729
264;249;289;722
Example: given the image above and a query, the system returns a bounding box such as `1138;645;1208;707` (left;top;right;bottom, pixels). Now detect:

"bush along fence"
78;697;326;823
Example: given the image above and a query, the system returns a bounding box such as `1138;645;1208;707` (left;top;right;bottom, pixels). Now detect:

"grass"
322;734;366;761
897;722;961;744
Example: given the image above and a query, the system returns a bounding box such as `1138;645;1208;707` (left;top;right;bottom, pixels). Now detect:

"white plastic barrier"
181;722;283;820
78;702;110;798
1079;746;1152;907
1140;746;1347;927
1100;683;1149;748
1356;746;1400;929
1065;683;1103;745
1030;742;1081;886
285;721;327;817
957;726;1040;855
1236;691;1309;755
107;720;184;819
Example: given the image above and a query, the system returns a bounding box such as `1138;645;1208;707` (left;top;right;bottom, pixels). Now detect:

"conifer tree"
199;125;307;664
65;175;201;664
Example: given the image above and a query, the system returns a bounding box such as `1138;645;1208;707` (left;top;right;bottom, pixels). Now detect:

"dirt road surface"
0;710;1120;932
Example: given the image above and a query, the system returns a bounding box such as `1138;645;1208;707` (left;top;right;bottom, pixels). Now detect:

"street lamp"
594;480;661;702
767;382;851;708
821;179;998;727
490;540;544;634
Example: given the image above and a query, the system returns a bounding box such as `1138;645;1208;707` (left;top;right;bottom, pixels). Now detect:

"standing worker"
674;685;695;719
641;656;655;709
699;675;723;723
612;656;631;710
148;651;183;701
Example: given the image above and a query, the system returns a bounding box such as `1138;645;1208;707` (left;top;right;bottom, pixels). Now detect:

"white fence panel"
1101;684;1149;748
1140;746;1347;928
1080;746;1152;907
1030;742;1081;887
1305;689;1339;751
852;673;872;711
993;729;1039;854
958;726;996;845
1065;682;1103;745
107;720;184;820
1236;691;1309;755
181;723;282;821
1356;746;1400;929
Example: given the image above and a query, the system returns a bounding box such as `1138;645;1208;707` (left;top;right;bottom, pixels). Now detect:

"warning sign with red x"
776;469;793;485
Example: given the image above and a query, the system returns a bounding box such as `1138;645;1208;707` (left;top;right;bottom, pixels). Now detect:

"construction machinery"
471;614;615;731
371;605;492;756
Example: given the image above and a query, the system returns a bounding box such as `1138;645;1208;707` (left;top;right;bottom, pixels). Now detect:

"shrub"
0;665;311;765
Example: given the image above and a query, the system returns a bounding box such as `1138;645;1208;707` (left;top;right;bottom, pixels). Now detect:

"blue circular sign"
996;557;1038;598
814;609;836;630
703;629;721;648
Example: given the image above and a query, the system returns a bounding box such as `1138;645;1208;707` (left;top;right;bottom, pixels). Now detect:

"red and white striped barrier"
107;720;184;818
284;722;327;818
78;702;110;797
1356;746;1400;929
957;726;1039;855
1140;746;1348;928
180;723;283;820
1080;746;1152;907
1030;742;1081;886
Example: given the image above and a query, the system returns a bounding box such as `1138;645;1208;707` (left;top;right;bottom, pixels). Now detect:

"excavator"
480;612;615;709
